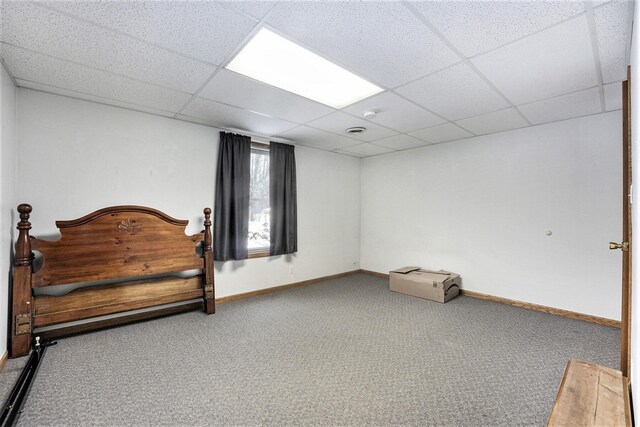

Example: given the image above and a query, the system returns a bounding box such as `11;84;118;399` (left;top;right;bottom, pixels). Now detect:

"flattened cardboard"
389;266;460;303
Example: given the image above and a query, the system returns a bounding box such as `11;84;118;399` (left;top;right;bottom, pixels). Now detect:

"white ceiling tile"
518;87;602;125
0;0;626;141
277;126;361;151
199;69;335;124
409;123;473;144
265;2;459;88
16;79;176;118
333;150;367;158
224;1;276;21
471;14;597;105
410;1;584;57
594;0;631;83
371;134;430;150
342;91;445;132
174;114;227;129
38;1;258;65
455;108;529;136
181;97;298;136
395;62;509;121
1;2;215;93
338;143;395;157
2;44;191;112
603;82;622;111
306;112;398;142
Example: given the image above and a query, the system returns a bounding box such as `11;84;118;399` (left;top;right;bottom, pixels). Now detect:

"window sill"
248;250;270;259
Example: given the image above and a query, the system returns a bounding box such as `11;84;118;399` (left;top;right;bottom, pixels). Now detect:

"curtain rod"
251;142;270;150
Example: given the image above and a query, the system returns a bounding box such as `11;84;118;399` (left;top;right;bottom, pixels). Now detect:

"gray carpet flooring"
0;355;29;406
13;274;618;426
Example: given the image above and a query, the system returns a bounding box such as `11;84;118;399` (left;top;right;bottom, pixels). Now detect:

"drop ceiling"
0;0;633;158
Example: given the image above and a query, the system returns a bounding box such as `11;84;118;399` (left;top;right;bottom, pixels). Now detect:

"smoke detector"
346;127;367;135
363;110;377;120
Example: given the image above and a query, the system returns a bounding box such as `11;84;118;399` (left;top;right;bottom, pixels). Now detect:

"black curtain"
214;132;251;261
269;142;297;255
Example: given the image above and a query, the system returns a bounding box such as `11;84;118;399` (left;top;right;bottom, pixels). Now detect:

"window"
248;142;270;255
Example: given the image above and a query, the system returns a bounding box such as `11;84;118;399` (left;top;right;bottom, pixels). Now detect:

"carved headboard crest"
28;205;206;287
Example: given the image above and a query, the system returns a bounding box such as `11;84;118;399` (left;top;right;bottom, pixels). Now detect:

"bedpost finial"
15;204;33;266
17;204;32;230
203;208;212;251
18;203;32;214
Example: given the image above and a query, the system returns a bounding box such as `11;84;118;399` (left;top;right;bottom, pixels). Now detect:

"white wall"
16;89;361;298
629;0;639;413
361;112;622;321
1;65;18;357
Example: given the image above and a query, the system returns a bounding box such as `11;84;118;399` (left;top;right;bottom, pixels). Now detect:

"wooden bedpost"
202;207;215;314
11;203;34;357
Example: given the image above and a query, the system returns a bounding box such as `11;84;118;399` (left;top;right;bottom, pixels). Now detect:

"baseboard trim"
216;270;360;304
358;269;619;328
0;351;7;373
461;290;620;328
359;269;389;279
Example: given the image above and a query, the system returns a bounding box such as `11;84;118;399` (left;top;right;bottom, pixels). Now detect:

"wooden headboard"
10;204;215;358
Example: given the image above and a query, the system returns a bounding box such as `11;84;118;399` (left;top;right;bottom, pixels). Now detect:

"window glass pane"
248;148;270;250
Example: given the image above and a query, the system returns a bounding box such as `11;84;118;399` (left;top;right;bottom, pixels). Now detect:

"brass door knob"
610;241;630;251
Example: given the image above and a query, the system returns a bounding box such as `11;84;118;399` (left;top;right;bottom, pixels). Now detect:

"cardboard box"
389;266;461;303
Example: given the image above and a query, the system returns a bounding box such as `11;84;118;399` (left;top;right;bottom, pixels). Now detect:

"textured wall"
0;66;17;358
361;112;622;321
16;89;361;299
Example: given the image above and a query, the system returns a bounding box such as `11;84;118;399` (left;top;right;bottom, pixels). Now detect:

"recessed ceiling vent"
346;127;367;135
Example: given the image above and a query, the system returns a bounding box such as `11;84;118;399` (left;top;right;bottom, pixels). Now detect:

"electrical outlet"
289;265;293;275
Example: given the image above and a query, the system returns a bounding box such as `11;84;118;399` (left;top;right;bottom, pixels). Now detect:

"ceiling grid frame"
0;0;630;158
1;41;195;97
626;0;635;66
516;83;604;109
171;8;278;118
202;20;469;151
463;5;591;61
237;16;481;147
36;2;218;67
584;1;607;112
401;1;533;127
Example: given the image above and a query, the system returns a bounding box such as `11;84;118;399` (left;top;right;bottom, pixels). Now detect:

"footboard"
10;204;215;357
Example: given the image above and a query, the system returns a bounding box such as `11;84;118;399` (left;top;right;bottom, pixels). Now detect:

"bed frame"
10;204;215;358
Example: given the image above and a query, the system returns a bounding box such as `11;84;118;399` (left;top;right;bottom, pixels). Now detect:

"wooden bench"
548;359;632;427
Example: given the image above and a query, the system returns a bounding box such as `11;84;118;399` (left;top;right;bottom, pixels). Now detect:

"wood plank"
547;359;631;427
358;270;620;328
55;205;189;228
620;68;632;377
31;210;204;286
11;204;34;358
595;368;628;426
202;207;215;314
37;302;203;340
0;351;7;373
36;270;361;340
11;265;32;358
34;276;203;327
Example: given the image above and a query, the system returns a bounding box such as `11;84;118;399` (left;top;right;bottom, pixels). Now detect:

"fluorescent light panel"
226;28;383;109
